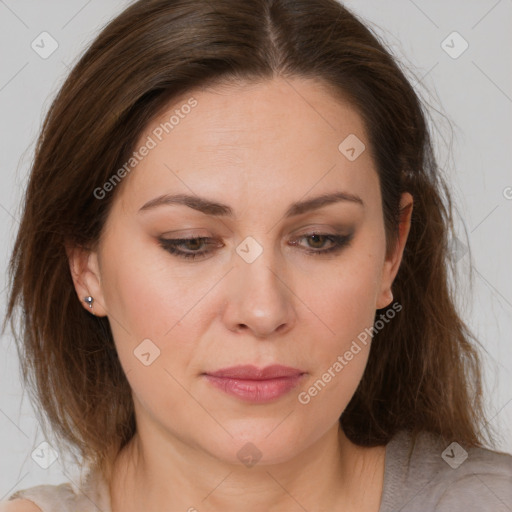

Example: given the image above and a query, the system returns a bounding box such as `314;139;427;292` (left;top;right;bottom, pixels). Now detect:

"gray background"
1;0;511;496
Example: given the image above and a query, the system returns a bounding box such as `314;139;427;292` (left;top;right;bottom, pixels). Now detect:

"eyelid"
158;226;351;244
288;222;353;235
157;228;354;261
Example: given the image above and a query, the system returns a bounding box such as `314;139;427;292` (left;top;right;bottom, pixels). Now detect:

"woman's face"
73;77;411;465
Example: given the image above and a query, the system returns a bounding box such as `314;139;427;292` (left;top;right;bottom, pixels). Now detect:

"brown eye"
291;232;354;255
158;237;219;260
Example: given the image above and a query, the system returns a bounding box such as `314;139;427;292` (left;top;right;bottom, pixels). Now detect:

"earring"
83;296;94;309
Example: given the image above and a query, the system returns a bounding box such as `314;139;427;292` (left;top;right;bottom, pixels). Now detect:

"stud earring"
83;296;94;309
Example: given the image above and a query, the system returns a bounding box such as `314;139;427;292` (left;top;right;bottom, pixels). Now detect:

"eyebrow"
138;191;364;218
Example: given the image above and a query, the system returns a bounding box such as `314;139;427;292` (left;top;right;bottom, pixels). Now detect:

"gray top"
6;429;512;511
379;429;512;511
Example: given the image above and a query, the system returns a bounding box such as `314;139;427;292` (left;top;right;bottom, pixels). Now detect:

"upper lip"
205;364;305;380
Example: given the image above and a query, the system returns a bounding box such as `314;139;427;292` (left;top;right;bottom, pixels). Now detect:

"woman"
2;0;511;510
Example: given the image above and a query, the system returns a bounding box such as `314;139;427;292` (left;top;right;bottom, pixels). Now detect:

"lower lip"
204;374;304;403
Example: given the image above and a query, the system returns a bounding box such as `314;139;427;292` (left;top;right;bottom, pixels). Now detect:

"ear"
65;242;108;317
376;192;413;309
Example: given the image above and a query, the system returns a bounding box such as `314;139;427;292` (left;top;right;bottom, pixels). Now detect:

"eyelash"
158;232;354;261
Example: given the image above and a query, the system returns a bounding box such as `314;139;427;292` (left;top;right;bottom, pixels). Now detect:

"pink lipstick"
203;364;305;403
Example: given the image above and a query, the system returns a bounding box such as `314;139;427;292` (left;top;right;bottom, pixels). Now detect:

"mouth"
202;364;306;403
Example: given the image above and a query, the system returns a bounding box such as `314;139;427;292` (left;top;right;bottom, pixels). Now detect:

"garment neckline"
84;429;413;512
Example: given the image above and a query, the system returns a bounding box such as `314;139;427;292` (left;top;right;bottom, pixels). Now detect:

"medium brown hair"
3;0;496;482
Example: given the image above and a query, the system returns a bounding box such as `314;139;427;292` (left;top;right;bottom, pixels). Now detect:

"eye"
291;232;354;256
158;237;220;260
157;231;354;261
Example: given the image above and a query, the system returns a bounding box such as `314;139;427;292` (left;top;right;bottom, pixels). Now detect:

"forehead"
117;77;378;215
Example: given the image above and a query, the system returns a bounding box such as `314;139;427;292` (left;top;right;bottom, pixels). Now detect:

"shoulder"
0;499;42;512
395;429;512;479
1;479;88;512
432;445;512;510
1;468;111;512
382;430;512;511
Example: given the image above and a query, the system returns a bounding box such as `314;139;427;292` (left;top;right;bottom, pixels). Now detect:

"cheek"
296;273;377;419
102;256;199;422
99;232;215;396
100;229;198;338
295;234;384;402
304;248;383;349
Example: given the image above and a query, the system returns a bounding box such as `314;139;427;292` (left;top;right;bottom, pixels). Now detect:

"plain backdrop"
0;0;511;497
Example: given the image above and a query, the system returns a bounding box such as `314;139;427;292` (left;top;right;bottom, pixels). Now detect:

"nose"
221;250;296;339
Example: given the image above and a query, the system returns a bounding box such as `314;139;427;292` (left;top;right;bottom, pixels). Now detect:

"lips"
203;365;306;403
206;364;304;380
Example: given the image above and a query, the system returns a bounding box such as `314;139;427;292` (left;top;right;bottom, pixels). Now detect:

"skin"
67;76;413;512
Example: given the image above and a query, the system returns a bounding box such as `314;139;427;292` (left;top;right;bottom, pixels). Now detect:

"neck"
109;420;386;512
